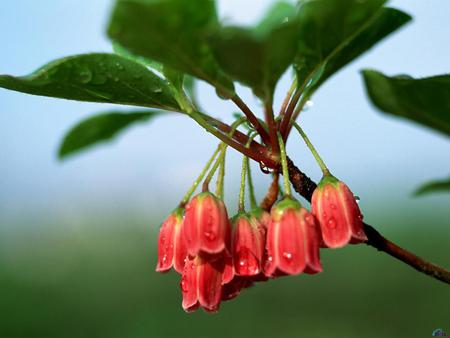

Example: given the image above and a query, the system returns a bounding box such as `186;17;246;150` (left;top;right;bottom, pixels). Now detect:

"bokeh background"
0;1;449;337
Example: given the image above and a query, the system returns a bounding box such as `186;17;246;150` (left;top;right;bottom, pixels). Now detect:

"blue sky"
0;0;449;227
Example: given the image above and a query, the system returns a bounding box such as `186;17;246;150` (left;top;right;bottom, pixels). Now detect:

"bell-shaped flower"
180;254;225;313
311;176;367;248
182;192;231;256
156;208;187;274
231;213;265;277
264;198;322;277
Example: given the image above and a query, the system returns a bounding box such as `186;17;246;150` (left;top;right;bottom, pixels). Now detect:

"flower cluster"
156;175;367;313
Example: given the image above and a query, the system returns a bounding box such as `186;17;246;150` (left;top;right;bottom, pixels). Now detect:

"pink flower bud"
264;198;322;277
312;176;367;248
182;192;231;256
231;213;265;277
180;254;225;313
156;208;187;274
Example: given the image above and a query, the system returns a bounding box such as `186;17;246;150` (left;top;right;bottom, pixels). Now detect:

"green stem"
279;78;298;119
180;145;221;207
293;122;330;176
247;156;257;209
202;118;247;193
246;133;258;209
238;152;248;212
216;147;226;199
277;132;292;197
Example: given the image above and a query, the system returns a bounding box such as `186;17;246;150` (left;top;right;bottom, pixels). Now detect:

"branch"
285;158;450;285
232;95;271;145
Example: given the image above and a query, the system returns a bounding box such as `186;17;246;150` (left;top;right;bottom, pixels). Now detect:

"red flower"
156;208;187;274
231;212;265;277
264;198;322;277
311;176;367;248
222;276;254;301
182;192;231;256
180;254;225;313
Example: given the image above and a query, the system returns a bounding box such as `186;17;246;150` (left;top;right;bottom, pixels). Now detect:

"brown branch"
265;101;279;154
232;95;271;145
285;158;450;285
260;172;279;212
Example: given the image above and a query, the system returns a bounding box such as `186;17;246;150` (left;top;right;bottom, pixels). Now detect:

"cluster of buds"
156;174;366;313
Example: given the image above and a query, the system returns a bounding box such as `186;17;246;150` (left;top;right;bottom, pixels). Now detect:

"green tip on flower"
248;207;266;219
273;197;302;213
172;207;185;220
318;175;340;189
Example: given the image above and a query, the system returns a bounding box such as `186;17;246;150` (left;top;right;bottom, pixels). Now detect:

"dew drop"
180;276;189;292
113;77;119;82
115;62;125;70
78;69;92;84
354;195;361;204
204;231;216;241
330;203;337;210
267;256;273;262
303;100;314;111
357;213;364;221
153;88;163;93
327;217;337;229
259;161;272;174
282;252;293;264
162;255;168;263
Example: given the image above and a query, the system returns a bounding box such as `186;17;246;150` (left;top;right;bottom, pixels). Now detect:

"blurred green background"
0;1;449;337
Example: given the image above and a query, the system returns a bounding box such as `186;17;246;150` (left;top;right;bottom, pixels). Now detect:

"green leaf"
0;53;180;111
415;177;450;196
362;70;450;136
113;42;163;72
209;2;299;101
59;110;160;159
294;0;411;94
108;0;234;96
114;42;198;110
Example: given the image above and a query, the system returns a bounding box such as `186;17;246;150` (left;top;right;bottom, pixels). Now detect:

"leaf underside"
59;111;160;159
362;70;450;136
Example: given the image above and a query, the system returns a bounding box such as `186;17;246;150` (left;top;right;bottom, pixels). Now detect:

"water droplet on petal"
330;203;337;209
180;276;189;292
327;217;337;229
354;195;361;204
282;252;293;264
204;231;216;241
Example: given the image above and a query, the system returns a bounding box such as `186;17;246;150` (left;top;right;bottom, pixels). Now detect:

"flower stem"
180;145;221;207
216;148;226;199
238;152;248;212
293;122;330;176
246;133;258;209
202;118;247;193
277;132;292;197
247;157;257;209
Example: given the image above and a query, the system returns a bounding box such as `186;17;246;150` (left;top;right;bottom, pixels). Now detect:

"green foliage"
108;0;234;96
0;53;180;111
209;2;298;101
415;177;450;196
362;70;450;136
294;0;411;95
59;111;160;159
